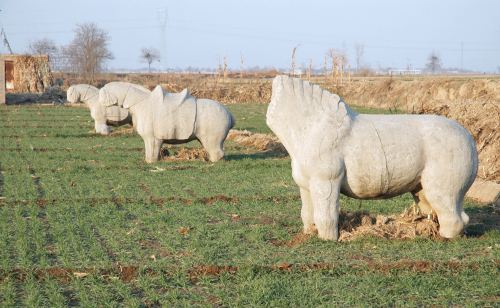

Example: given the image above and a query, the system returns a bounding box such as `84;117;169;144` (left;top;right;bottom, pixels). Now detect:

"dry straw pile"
226;130;287;154
338;206;440;242
13;55;53;93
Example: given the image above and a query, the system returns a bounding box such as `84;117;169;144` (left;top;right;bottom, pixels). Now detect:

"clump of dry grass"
160;147;209;162
338;205;440;242
226;129;287;154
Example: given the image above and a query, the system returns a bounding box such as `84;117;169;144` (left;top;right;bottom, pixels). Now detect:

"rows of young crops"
0;104;499;307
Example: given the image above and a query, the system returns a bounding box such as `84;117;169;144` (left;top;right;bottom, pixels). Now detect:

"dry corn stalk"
223;52;227;83
348;59;351;83
340;52;345;86
324;56;327;85
291;44;300;76
240;52;243;85
307;59;312;82
218;51;222;84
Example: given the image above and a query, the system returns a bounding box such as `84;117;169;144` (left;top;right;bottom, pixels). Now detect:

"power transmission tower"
157;8;168;72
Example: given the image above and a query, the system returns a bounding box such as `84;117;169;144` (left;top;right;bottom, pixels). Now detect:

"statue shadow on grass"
463;204;500;238
224;152;288;161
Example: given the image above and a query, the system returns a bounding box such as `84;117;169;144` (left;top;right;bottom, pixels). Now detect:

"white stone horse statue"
267;75;478;240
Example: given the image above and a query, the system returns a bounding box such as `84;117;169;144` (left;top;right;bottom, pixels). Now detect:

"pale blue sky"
1;0;499;72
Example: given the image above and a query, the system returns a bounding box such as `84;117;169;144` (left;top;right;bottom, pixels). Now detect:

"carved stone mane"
266;75;351;158
99;82;151;108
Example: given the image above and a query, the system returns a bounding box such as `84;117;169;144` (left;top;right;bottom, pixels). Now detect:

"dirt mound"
160;147;209;161
325;78;500;111
226;129;287;154
337;206;440;242
421;100;500;182
157;83;272;104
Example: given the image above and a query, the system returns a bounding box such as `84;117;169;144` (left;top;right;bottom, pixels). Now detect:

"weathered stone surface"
151;88;196;140
267;75;478;240
118;84;235;162
67;84;136;135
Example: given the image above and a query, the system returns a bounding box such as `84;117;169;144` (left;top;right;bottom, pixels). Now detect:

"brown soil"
202;195;239;204
270;232;311;247
2;259;498;285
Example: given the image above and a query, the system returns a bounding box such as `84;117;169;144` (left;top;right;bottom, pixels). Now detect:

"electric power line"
157;8;168;72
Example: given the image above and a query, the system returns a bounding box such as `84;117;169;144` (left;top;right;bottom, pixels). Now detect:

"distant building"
388;69;422;75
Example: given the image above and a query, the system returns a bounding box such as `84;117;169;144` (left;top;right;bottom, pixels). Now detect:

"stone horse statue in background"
100;83;236;162
67;84;134;135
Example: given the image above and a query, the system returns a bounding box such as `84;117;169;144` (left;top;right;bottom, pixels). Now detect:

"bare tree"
426;51;442;74
139;47;160;72
27;37;57;57
67;22;114;81
354;41;364;73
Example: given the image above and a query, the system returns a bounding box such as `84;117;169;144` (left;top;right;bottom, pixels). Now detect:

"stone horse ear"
150;85;165;107
99;87;118;107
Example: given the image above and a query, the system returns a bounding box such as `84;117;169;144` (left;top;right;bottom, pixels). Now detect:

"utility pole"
461;42;463;71
406;58;411;75
157;8;168;72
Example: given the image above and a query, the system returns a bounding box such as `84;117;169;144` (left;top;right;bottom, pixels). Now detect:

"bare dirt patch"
271;232;311;247
3;259;497;285
202;195;239;204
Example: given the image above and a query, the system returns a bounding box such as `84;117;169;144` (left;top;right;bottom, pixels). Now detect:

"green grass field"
0;103;499;307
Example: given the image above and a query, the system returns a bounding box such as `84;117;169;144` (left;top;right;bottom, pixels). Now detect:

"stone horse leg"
195;100;235;162
144;136;163;163
308;174;344;240
300;187;317;235
413;167;471;238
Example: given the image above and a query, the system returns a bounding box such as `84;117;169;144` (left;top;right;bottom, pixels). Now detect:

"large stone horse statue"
266;75;478;241
67;84;134;135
